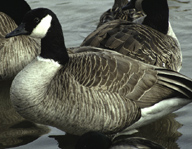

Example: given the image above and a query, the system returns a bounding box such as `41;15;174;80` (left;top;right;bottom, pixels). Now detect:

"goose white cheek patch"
30;14;52;38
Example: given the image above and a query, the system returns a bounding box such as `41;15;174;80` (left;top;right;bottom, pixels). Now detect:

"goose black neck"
40;16;69;65
113;0;128;9
142;0;169;34
0;0;31;26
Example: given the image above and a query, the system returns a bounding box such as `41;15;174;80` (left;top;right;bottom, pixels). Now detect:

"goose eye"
34;17;40;23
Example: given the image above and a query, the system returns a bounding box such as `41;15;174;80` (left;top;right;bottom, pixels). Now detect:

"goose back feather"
82;20;181;71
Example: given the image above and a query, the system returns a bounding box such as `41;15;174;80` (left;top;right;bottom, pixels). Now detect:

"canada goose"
76;131;165;149
0;0;40;80
98;0;144;27
6;8;192;136
81;0;182;72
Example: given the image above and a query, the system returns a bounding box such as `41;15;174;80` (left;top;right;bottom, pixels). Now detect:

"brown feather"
81;20;181;71
0;12;40;80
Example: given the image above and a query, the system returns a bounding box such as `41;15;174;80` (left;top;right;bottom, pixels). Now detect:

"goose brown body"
11;47;191;135
81;20;181;71
0;13;40;80
6;8;191;136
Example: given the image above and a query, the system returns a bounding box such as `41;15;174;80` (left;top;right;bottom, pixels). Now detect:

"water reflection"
0;80;50;148
46;114;181;149
127;114;182;149
173;0;190;4
169;0;192;12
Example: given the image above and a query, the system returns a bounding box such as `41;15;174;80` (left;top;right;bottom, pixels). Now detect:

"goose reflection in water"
49;113;181;149
132;113;182;149
0;80;49;148
75;132;166;149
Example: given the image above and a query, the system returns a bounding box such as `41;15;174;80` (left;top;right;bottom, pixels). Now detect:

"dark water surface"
0;0;192;149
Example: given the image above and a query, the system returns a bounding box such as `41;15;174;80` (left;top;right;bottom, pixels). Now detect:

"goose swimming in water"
0;0;40;80
82;0;182;72
6;8;192;136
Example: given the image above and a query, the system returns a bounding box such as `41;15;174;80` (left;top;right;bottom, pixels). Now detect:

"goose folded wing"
68;47;192;109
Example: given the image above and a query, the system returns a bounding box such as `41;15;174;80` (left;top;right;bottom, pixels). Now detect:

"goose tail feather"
156;68;192;99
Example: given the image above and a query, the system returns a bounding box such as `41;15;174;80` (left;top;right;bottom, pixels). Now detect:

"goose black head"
122;0;169;34
123;0;168;15
6;8;68;65
5;8;56;39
